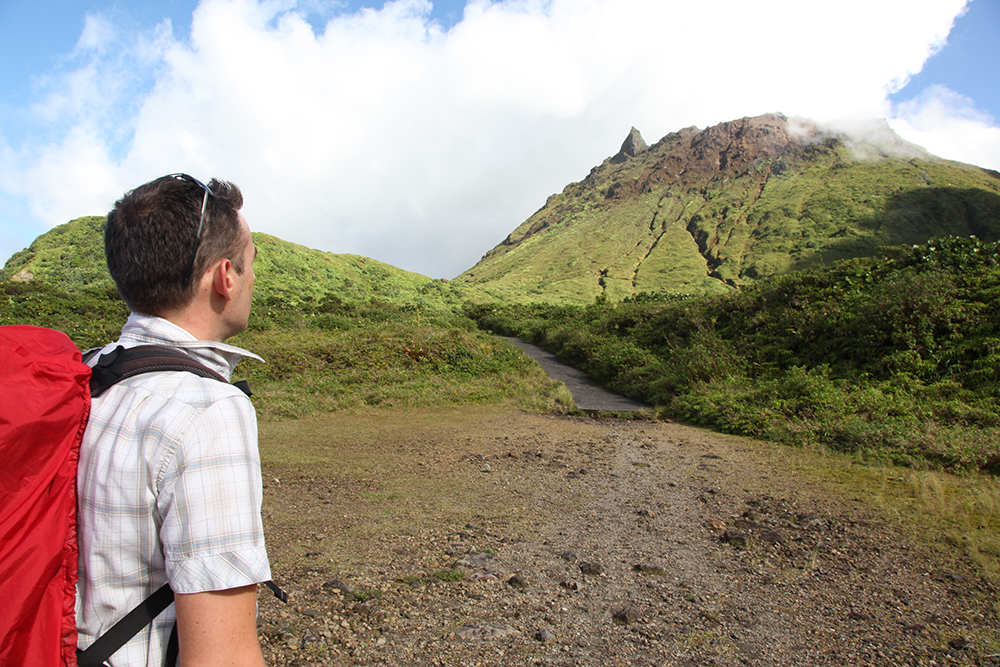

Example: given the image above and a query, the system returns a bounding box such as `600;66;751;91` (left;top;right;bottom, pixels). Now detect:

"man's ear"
211;258;235;302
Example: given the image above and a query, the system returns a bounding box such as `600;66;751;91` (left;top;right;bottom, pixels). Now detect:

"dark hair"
105;175;246;315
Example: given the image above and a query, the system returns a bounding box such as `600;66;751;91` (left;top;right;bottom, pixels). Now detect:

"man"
76;174;270;666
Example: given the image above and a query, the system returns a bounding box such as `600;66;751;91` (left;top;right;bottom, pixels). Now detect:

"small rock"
612;607;640;625
579;561;604;576
456;552;496;570
722;530;749;547
633;562;665;575
535;629;556;642
355;601;377;616
482;464;492;473
759;529;784;545
322;578;354;596
507;574;528;588
455;623;520;640
559;550;577;562
948;637;972;650
560;580;581;591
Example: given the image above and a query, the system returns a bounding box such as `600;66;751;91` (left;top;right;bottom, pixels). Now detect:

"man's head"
106;174;249;318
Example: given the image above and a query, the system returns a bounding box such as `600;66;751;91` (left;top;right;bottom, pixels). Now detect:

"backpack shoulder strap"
76;581;287;667
89;345;244;398
75;584;173;667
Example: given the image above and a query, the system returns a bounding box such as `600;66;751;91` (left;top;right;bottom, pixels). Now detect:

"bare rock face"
612;127;648;162
685;112;792;175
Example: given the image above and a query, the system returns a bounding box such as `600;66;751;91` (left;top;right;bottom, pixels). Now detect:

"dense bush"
465;236;1000;473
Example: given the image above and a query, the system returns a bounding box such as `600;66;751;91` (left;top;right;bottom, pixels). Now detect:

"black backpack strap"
89;345;247;397
76;580;287;666
264;579;288;603
76;584;174;667
165;622;179;667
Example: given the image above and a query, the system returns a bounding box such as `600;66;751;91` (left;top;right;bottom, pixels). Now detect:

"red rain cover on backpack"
0;325;91;667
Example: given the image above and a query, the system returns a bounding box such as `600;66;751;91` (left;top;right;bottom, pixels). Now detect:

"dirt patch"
255;406;999;666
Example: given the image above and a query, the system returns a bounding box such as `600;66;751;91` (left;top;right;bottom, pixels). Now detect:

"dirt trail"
255;407;999;666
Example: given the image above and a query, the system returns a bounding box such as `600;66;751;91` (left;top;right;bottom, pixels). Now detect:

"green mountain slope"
1;218;475;311
457;113;1000;304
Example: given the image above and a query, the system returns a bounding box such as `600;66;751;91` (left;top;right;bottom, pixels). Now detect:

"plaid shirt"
75;313;271;666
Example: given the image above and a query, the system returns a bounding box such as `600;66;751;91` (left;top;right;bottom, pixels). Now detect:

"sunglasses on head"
166;173;214;288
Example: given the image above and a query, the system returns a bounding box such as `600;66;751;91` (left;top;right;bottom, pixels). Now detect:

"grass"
0;217;475;309
759;440;1000;583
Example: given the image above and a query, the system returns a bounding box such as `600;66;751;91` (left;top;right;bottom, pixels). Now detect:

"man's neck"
158;305;230;343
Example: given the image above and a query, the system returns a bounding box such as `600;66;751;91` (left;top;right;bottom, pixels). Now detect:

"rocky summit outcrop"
612;126;649;162
458;113;1000;303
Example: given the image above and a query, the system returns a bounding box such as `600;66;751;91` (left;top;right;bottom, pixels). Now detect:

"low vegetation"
229;297;571;419
0;281;571;420
466;235;1000;476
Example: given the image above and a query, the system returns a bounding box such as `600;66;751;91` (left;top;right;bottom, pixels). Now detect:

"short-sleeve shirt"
75;313;271;666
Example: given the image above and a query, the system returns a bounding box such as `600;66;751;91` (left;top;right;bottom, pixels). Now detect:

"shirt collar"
109;312;264;380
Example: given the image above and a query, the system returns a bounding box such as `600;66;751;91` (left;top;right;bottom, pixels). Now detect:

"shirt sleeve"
157;392;271;594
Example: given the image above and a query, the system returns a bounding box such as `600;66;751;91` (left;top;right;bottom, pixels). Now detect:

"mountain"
456;113;1000;304
0;217;474;312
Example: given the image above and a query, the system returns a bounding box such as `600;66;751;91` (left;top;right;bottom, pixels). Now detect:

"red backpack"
0;325;283;667
0;326;88;667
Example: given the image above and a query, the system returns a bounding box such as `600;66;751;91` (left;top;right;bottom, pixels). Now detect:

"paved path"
503;337;651;412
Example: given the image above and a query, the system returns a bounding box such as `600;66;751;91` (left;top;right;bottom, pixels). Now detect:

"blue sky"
1;0;998;278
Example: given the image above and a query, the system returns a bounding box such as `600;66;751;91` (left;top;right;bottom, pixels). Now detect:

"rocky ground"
254;407;999;666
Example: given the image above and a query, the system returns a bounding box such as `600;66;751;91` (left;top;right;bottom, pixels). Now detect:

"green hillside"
457;114;1000;304
1;217;476;311
467;235;1000;475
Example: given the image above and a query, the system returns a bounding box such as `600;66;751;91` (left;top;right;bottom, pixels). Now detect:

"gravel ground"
255;407;1000;666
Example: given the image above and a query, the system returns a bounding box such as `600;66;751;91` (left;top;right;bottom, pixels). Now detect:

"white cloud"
1;0;993;278
888;85;1000;172
76;14;115;54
